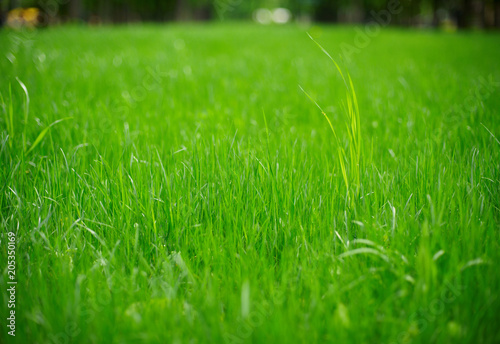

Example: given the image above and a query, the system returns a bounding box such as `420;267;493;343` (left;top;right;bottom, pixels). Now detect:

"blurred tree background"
0;0;499;28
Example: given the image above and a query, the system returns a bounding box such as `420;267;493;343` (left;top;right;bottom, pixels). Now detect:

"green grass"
1;23;500;343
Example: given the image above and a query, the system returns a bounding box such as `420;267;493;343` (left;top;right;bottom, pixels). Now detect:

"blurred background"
1;0;499;30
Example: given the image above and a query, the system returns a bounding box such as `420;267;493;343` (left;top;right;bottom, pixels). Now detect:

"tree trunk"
1;0;15;26
495;0;500;28
432;0;440;27
0;5;4;27
176;0;190;21
1;0;12;25
314;1;338;22
98;0;111;23
457;0;472;28
69;0;82;21
479;0;485;28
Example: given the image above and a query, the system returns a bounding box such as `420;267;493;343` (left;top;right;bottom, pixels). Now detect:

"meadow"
1;23;499;343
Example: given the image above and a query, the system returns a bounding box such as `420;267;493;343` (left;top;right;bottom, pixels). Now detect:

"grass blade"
26;117;73;155
16;77;30;151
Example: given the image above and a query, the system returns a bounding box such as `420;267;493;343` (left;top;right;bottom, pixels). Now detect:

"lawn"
1;23;500;343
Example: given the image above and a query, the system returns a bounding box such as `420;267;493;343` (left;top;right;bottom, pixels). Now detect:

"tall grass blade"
26;117;73;155
302;34;363;205
16;77;30;151
0;85;15;148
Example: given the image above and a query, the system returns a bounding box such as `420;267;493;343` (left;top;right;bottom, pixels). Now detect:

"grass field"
1;23;500;343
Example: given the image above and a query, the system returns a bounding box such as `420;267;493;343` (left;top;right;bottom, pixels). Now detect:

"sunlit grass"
0;23;499;343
